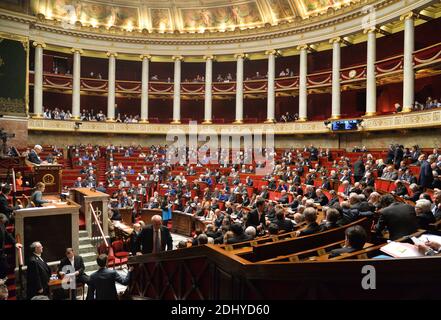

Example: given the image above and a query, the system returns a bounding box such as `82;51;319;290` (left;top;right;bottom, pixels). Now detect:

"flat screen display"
331;120;359;131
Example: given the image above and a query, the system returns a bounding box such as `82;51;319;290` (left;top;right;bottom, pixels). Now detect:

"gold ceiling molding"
28;0;368;34
0;0;405;45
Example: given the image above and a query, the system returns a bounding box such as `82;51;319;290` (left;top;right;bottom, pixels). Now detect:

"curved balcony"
29;43;441;98
28;108;441;135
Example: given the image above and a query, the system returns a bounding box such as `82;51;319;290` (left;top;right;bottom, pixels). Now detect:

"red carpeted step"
79;213;86;230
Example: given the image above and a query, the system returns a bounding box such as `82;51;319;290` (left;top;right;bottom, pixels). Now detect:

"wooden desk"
70;188;110;238
172;211;206;237
139;208;161;225
139;209;206;237
31;163;63;194
48;277;85;300
14;197;80;265
119;208;134;226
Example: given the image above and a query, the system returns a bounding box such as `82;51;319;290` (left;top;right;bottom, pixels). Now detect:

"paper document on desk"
18;206;56;211
380;242;424;258
413;234;441;244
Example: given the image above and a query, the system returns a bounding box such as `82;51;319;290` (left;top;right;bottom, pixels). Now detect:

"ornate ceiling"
30;0;362;33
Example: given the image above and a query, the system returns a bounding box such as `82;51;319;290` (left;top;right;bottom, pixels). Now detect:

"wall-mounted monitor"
331;119;359;131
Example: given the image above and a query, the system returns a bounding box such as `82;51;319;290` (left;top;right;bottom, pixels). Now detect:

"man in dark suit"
329;225;367;258
245;199;266;234
0;185;20;220
393;145;404;169
0;214;20;279
320;177;331;190
277;190;289;204
136;215;173;254
259;186;269;200
375;194;417;241
415;199;436;230
57;248;89;300
26;241;51;299
86;254;132;300
226;223;252;244
274;209;294;233
314;189;329;206
419;155;435;190
28;145;43;164
296;207;320;237
353;157;365;182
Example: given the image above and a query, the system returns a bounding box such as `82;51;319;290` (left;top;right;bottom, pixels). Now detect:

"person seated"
0;185;21;220
403;183;422;203
328;225;367;258
296;207;320;237
314;188;329;206
337;201;359;226
96;182;106;193
391;180;408;197
277;190;289;204
29;182;54;207
417;240;441;256
415;199;436;230
319;208;340;232
274;208;294;233
28;145;44;164
226;223;252;244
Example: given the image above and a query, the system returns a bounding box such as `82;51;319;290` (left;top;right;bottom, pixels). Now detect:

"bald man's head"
151;215;163;230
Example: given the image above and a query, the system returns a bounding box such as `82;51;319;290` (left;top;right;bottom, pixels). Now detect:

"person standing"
136;215;173;255
86;254;132;300
26;241;51;299
419;155;436;190
57;248;89;300
0;214;21;279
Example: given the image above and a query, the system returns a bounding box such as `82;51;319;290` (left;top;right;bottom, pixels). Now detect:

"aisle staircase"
78;230;99;273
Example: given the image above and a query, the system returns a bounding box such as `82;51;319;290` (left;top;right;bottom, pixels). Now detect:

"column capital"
139;54;152;60
400;12;415;21
296;44;309;51
172;55;184;61
264;49;280;56
363;27;377;34
329;37;342;44
106;52;118;58
32;41;46;48
71;48;83;54
203;55;214;60
234;53;248;60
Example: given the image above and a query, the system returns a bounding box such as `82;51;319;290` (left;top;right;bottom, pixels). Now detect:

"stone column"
71;48;82;119
265;50;276;123
203;55;213;124
401;12;415;112
298;45;308;121
330;37;341;119
172;56;183;124
32;41;46;118
234;53;246;123
140;54;151;123
106;52;117;121
365;28;377;116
